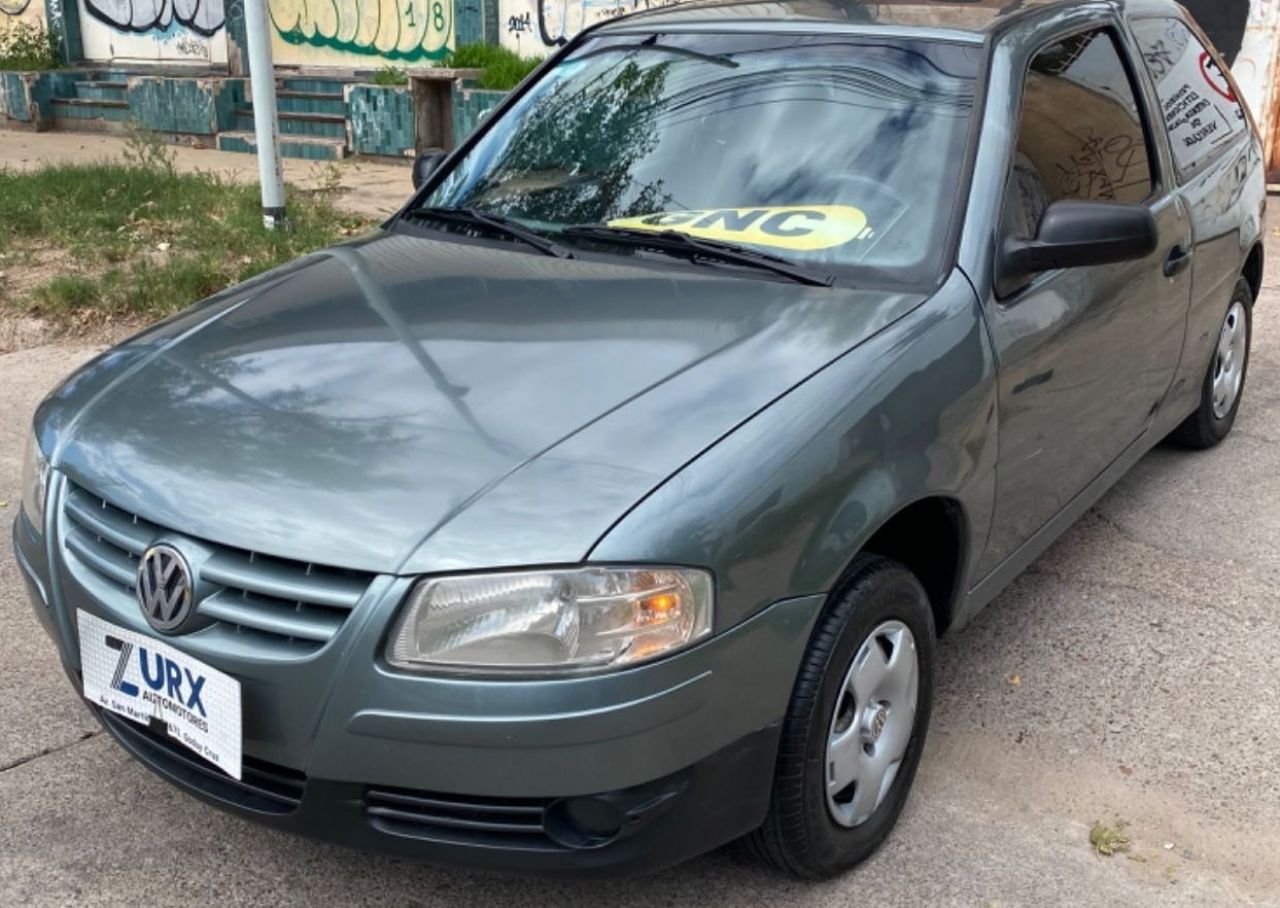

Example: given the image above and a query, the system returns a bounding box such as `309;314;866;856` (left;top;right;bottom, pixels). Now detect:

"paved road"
2;240;1279;905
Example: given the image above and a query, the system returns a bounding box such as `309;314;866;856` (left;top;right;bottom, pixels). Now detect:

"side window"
1131;17;1248;177
1005;29;1154;240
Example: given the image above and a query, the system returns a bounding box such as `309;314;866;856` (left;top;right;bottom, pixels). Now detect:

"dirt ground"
1;134;1279;906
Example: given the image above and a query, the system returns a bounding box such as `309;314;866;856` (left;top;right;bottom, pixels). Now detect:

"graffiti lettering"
268;0;452;62
506;9;531;32
0;0;33;16
537;0;682;47
1141;38;1177;83
1054;132;1149;203
498;0;685;51
174;33;207;55
84;0;225;36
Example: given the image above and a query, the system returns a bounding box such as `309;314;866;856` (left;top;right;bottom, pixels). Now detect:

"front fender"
589;270;997;632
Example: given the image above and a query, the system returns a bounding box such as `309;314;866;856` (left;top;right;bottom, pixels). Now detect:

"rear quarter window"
1131;17;1249;176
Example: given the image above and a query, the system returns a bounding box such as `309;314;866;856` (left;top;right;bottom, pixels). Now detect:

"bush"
444;43;543;91
372;65;407;86
0;22;60;71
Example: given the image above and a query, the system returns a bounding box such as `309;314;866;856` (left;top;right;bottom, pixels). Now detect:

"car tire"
1168;277;1253;450
740;554;936;879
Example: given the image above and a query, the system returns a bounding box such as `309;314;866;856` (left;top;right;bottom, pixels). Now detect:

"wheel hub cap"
825;620;919;828
861;703;889;744
1212;301;1248;420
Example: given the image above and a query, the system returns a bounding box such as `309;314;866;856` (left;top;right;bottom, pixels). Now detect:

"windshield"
416;32;981;284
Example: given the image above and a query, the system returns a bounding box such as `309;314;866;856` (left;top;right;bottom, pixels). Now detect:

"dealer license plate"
78;609;242;780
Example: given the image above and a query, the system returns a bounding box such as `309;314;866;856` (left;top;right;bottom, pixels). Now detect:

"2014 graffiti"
527;0;681;48
84;0;224;36
269;0;452;61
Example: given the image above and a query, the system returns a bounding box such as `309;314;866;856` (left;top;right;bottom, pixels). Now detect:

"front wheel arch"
1243;242;1264;305
841;496;968;638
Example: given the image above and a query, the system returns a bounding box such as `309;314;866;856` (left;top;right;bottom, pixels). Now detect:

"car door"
1128;14;1262;418
976;24;1194;574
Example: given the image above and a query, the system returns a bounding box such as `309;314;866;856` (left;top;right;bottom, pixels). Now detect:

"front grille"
62;481;372;654
96;707;306;814
364;787;561;850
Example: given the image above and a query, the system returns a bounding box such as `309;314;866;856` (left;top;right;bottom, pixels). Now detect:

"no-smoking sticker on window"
1199;52;1237;103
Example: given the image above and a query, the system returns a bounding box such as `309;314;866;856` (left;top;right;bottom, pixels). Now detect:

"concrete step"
277;77;348;96
273;90;347;116
74;80;128;102
50;97;130;121
216;130;347;161
277;89;344;100
234;108;347;139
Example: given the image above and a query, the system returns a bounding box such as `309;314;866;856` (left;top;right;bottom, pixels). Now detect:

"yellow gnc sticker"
607;206;873;252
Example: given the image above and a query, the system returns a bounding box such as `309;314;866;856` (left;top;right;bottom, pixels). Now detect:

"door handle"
1164;245;1193;278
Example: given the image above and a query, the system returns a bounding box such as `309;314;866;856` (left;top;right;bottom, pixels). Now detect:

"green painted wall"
226;0;249;73
30;72;79;121
0;73;29;122
452;84;506;144
455;0;485;46
127;77;223;135
46;0;84;64
348;84;414;156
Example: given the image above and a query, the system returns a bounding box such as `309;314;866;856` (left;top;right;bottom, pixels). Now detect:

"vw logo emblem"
136;543;195;633
869;708;887;742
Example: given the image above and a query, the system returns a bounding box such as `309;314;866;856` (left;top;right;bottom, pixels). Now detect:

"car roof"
597;0;1181;40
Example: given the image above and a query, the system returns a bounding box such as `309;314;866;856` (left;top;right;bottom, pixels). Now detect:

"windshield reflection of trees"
456;39;974;260
471;57;676;226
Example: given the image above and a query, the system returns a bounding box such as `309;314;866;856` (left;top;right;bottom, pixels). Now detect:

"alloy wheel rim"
1212;301;1248;420
825;620;919;828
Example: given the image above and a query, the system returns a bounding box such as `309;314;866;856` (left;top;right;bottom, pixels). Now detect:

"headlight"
387;566;714;675
20;431;49;531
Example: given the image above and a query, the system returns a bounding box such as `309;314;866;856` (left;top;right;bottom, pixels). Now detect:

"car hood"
47;230;927;574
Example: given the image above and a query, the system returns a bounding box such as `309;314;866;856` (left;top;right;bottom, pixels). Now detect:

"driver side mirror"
998;200;1158;298
412;151;447;190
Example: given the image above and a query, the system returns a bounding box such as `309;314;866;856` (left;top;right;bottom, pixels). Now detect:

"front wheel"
741;554;936;879
1168;277;1253;449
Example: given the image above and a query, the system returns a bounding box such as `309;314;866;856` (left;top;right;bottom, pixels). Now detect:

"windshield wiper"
407;206;573;259
562;225;835;287
572;37;740;69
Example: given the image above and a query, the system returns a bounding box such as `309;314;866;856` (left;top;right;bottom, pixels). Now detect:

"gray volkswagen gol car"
13;0;1264;880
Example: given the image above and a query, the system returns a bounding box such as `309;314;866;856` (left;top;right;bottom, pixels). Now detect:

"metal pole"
243;0;287;229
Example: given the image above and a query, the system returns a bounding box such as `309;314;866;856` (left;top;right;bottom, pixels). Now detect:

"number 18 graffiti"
269;0;452;61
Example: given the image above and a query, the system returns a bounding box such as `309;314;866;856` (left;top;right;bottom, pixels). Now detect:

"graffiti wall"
499;0;680;54
0;0;47;31
77;0;229;63
496;0;1273;63
268;0;453;67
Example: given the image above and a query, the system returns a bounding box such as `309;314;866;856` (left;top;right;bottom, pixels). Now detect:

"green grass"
372;64;408;86
1;144;369;326
444;43;543;91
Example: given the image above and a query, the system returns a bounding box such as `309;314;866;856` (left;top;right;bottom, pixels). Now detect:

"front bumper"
90;701;781;876
13;481;824;876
